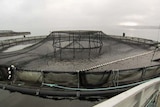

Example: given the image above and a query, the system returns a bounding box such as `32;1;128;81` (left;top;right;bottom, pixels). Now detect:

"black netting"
0;31;160;96
0;31;156;72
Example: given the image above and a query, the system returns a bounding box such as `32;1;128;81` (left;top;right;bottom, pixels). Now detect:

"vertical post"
79;32;82;58
89;33;91;59
97;32;99;50
69;33;70;44
77;70;80;88
53;33;56;58
112;69;119;87
76;70;81;97
141;67;146;80
99;31;102;54
123;32;125;37
79;33;81;49
73;33;75;59
41;70;44;87
59;33;62;60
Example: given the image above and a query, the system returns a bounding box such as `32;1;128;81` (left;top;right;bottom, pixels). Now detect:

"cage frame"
50;30;103;60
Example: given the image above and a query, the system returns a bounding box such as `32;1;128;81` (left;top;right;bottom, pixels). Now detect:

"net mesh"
0;30;159;91
0;31;156;71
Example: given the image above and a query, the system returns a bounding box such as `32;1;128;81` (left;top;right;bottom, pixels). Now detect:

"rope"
78;51;154;72
42;79;152;91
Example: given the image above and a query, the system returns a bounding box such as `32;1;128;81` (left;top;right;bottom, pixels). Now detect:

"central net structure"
51;31;103;60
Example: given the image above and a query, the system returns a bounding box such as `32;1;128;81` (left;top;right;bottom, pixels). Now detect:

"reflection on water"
3;44;33;52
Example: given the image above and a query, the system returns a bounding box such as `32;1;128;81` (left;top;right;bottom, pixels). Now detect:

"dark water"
0;89;105;107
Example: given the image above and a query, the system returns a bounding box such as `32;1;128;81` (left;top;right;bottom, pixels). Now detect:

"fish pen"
51;31;103;60
0;30;160;98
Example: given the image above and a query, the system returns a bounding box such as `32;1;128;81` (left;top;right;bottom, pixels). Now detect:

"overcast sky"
0;0;160;39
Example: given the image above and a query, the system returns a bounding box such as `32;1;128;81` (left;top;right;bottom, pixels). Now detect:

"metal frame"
50;31;103;60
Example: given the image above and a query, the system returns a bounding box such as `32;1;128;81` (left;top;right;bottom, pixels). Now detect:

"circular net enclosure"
50;31;103;60
0;30;160;98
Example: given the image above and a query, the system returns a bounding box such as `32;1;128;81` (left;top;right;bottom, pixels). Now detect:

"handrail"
94;77;160;107
0;35;47;48
108;35;158;45
0;35;158;48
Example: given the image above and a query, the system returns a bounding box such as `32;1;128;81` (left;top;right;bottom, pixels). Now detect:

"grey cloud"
0;0;159;37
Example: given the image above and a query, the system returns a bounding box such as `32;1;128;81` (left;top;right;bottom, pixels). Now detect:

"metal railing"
0;35;47;49
109;35;158;46
94;77;160;107
0;34;158;49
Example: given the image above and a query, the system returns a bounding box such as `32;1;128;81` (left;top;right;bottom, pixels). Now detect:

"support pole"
59;33;62;60
89;33;91;59
73;33;75;59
